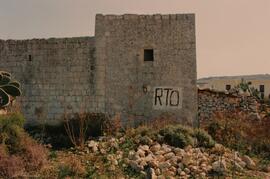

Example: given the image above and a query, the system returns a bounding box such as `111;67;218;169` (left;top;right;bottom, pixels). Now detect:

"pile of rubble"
125;143;257;178
71;136;268;178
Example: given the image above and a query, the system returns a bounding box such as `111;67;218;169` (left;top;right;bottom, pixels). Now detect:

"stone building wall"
0;37;97;125
95;14;197;126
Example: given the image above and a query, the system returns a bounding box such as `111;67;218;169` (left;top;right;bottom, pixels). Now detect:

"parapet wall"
0;37;97;125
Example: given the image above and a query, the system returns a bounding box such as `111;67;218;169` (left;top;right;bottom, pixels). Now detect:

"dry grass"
0;146;25;178
202;110;270;158
20;134;48;171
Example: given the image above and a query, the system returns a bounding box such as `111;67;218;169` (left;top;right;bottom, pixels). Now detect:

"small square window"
225;85;231;91
144;49;154;61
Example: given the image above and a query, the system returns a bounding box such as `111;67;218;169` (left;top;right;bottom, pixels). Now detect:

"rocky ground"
42;133;270;179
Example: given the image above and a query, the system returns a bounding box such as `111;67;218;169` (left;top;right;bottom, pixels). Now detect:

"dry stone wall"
198;89;260;121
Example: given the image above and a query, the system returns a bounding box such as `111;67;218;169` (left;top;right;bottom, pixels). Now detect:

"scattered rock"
129;160;143;172
139;145;150;152
235;162;244;171
150;143;161;153
241;155;256;170
182;153;192;166
87;140;98;152
212;160;227;174
147;168;157;179
164;152;175;160
158;162;171;170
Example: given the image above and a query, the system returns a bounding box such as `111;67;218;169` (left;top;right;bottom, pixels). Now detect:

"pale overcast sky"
0;0;270;78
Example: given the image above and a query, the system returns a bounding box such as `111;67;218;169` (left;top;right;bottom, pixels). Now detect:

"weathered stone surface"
96;13;197;125
198;89;261;121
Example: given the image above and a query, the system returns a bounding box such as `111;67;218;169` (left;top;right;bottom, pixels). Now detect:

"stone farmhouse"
0;14;197;126
198;74;270;100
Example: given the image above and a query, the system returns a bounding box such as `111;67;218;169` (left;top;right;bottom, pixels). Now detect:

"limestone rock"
164;152;175;160
212;160;227;173
87;140;98;152
150;143;161;153
158;161;171;170
182;153;192;166
241;155;256;170
129;160;143;172
147;168;157;179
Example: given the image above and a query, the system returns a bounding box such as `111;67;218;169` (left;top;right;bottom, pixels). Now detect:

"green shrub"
193;129;215;148
159;125;194;148
0;113;25;152
158;125;215;148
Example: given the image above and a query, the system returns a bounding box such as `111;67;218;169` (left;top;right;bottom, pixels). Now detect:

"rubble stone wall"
198;89;260;121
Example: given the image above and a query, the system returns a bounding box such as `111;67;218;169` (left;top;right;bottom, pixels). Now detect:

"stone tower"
95;14;197;126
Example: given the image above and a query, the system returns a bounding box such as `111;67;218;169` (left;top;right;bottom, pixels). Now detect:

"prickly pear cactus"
0;71;21;108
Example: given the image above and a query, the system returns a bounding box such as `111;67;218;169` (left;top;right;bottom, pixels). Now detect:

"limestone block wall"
0;37;96;125
95;14;197;126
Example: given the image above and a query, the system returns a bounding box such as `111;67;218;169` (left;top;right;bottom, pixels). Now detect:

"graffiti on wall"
153;87;183;109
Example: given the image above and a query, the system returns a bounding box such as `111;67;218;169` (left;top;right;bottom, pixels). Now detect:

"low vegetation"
0;113;48;178
203;110;270;160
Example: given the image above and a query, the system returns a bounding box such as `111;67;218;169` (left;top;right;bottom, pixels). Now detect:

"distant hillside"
198;74;270;83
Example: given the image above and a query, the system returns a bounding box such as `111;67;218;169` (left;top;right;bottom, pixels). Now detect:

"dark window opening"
144;49;154;61
260;85;265;92
225;85;231;91
28;55;32;61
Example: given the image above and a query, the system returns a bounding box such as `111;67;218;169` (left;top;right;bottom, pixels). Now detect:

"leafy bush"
158;125;216;148
159;125;195;148
0;113;25;152
193;129;215;148
125;123;215;149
